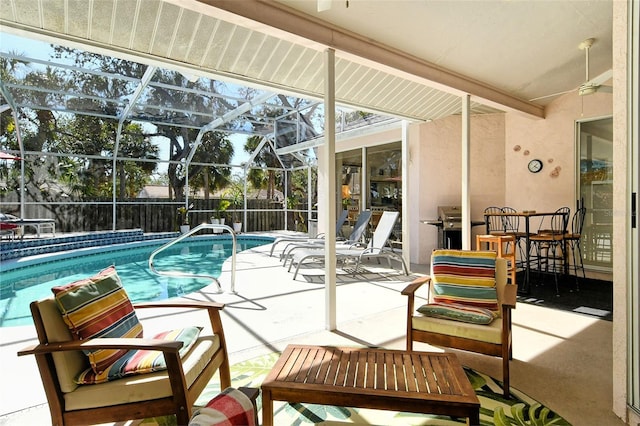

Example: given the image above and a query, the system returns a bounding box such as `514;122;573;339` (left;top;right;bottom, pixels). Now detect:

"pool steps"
0;229;177;262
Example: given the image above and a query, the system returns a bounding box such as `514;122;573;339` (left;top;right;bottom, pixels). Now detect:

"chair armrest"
502;284;518;309
401;276;431;296
18;337;183;357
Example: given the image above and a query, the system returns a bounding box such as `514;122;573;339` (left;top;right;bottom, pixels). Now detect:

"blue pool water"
0;235;272;327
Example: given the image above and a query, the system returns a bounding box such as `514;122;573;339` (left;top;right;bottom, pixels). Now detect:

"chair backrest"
571;206;586;234
484;206;505;233
336;210;348;237
540;206;570;234
347;210;372;242
501;206;519;232
367;211;399;248
31;298;87;394
429;250;508;310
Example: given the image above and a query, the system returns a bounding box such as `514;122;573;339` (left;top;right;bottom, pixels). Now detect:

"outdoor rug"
141;352;570;426
517;274;613;321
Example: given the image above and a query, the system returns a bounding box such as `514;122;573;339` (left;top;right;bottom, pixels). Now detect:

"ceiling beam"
199;0;544;119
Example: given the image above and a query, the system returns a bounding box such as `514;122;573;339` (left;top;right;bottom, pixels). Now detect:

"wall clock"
528;159;543;173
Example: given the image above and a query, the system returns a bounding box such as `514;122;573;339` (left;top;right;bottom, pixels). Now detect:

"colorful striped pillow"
431;250;499;314
52;266;143;374
417;302;495;325
75;327;202;384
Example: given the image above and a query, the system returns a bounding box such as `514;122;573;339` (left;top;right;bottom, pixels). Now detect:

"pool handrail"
148;223;237;293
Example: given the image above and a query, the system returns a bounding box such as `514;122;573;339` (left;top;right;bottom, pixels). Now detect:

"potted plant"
227;184;244;233
177;205;191;234
210;199;230;233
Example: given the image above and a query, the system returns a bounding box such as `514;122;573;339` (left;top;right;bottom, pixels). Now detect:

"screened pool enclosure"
1;34;397;234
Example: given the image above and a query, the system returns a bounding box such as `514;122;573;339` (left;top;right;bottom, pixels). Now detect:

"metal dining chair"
529;207;570;295
484;206;507;235
564;207;587;289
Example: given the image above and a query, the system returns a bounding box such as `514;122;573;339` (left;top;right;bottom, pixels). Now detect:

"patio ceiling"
0;0;613;148
0;0;509;136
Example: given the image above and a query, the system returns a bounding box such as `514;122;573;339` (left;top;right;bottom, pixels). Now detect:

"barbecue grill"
423;206;485;249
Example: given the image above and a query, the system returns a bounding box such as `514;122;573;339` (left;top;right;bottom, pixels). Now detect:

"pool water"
0;236;271;327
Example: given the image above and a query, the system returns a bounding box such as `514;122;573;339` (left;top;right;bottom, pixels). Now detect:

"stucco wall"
410;113;505;264
505;91;612;214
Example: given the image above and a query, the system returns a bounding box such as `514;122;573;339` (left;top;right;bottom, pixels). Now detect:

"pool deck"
0;232;623;425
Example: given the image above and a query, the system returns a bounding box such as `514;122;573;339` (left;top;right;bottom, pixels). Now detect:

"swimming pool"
0;235;273;327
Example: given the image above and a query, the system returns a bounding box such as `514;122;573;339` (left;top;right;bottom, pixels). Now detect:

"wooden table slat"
355;351;366;388
315;348;333;385
334;350;350;387
305;348;324;384
394;352;407;391
345;351;358;387
431;355;453;395
402;352;417;392
275;349;299;382
385;352;395;391
375;352;385;390
293;347;316;383
324;347;341;386
412;352;430;393
366;351;376;389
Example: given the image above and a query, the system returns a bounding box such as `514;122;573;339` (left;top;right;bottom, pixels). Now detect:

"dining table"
483;210;569;294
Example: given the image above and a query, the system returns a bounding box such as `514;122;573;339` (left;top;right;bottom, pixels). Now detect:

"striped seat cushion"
75;327;202;384
52;266;143;375
431;250;499;314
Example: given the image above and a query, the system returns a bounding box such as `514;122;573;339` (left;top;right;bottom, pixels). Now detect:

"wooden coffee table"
261;345;480;425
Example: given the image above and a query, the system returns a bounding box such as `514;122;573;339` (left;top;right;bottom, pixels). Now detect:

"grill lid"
438;205;462;221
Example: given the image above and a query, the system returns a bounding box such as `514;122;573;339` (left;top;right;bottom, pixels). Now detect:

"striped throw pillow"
431;250;499;314
417;302;495;325
52;266;143;374
75;327;202;384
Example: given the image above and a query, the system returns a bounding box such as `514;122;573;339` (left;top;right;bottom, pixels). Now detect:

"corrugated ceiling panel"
90;1;116;45
13;0;39;27
203;20;236;67
169;8;204;62
41;0;65;33
66;0;91;39
0;0;504;124
149;2;181;58
217;25;252;71
112;1;138;48
130;1;160;52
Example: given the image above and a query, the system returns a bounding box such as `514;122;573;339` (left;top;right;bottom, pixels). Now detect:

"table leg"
261;389;273;426
468;409;480;425
523;217;531;294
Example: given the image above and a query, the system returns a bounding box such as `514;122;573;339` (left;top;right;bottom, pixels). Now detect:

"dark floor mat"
516;271;612;321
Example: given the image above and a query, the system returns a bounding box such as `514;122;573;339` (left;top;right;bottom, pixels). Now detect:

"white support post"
401;120;411;270
461;94;471;250
323;49;337;330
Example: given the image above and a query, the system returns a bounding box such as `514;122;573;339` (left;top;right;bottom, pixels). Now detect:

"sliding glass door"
577;117;613;272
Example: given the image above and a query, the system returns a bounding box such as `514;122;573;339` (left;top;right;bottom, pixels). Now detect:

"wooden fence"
13;198;312;234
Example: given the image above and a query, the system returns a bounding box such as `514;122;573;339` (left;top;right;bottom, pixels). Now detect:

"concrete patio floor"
0;237;624;425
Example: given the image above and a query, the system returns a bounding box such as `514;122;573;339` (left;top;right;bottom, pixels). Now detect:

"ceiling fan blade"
588;69;613;86
597;85;613;93
318;0;332;11
529;88;576;102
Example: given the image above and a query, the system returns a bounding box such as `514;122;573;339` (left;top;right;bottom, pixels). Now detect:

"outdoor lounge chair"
268;210;349;257
17;266;232;425
280;210;373;265
288;210;407;279
402;249;516;397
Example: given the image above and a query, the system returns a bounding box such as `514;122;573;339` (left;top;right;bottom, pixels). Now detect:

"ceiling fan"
317;0;349;12
530;38;612;102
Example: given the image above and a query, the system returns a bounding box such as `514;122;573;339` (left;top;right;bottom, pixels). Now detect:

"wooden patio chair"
402;249;517;397
17;266;232;425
